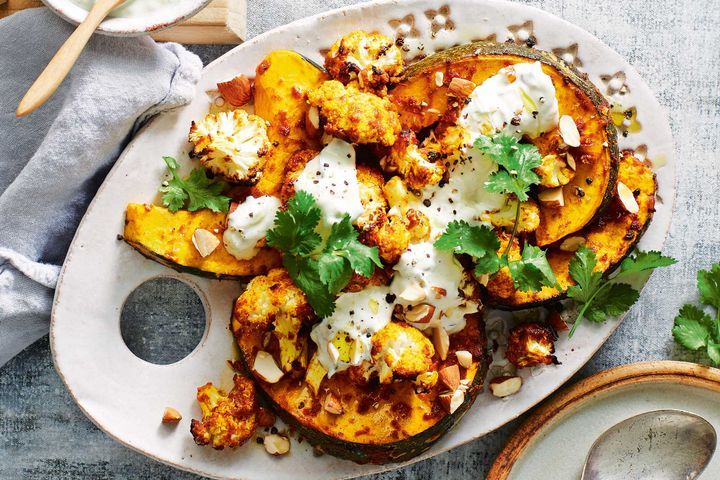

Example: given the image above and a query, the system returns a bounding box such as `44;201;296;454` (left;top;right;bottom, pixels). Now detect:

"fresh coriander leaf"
476;133;542;202
697;263;720;311
485;170;529;201
158;156;230;213
566;245;603;303
324;215;382;278
266;190;322;256
434;220;501;275
583;283;639;323
507;244;557;292
708;341;720;365
619;250;677;275
317;254;353;295
672;305;712;350
284;256;335;317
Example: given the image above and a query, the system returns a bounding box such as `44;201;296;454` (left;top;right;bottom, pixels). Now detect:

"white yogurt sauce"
294;138;364;232
309;286;393;376
389;241;478;334
223;195;281;261
69;0;179;18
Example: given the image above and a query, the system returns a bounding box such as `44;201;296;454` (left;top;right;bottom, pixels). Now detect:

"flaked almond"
328;342;340;364
431;286;447;299
433;327;450;361
448;77;476;98
217;74;253;107
538;187;565;208
253;351;284;383
565;152;576;171
438;364;461;391
434;71;444;87
256;407;276;428
617;181;639;214
489;375;523;398
162;407;182;424
559;115;581;147
304;106;321;139
322;393;343;415
559;236;586;252
455;350;473;369
192;228;220;258
405;303;435;324
547;310;569;332
264;434;290;455
398;283;427;303
439;388;465;414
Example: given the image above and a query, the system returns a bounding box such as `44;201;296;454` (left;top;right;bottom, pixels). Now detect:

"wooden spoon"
16;0;126;117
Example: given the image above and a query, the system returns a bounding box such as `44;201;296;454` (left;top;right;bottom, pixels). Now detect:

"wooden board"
0;0;245;44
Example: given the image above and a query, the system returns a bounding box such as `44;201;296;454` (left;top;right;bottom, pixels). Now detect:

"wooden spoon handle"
16;0;123;117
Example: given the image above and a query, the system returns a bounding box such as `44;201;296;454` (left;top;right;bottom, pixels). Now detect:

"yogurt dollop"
223;195;281;261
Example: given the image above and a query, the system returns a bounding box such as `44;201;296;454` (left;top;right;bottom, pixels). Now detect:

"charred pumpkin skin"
486;151;656;309
253;50;328;196
123;204;281;279
391;41;619;246
232;305;487;464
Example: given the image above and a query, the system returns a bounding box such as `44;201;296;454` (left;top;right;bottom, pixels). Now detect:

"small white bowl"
41;0;212;36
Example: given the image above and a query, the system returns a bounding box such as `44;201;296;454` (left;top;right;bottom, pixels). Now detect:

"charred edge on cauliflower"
505;323;559;368
381;129;445;191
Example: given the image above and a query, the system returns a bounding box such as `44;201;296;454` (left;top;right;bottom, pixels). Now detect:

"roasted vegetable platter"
50;1;675;478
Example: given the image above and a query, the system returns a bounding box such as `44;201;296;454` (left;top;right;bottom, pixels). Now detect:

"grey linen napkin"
0;8;203;367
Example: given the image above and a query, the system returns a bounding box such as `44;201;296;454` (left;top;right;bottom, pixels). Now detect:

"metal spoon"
582;410;716;480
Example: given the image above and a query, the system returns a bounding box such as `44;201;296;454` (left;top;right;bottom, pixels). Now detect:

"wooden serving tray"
0;0;245;44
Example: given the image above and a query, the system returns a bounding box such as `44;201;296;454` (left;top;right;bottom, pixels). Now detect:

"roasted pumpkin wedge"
485;151;656;309
123;204;280;279
231;269;488;464
391;41;619;246
253;50;328;196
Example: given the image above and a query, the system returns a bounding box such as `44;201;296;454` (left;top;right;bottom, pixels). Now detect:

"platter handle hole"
120;277;206;365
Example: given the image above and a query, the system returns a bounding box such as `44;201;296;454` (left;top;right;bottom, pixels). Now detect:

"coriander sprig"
266;191;382;317
567;246;676;337
158;156;231;213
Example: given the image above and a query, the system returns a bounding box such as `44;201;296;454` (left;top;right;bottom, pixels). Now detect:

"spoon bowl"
582;409;716;480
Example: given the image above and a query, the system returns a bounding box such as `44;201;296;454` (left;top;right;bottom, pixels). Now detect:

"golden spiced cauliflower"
381;129;445;190
307;80;401;146
505;323;559;368
481;199;541;234
371;321;435;383
534;154;575;188
232;268;315;371
324;30;404;94
190;374;257;449
189;109;271;183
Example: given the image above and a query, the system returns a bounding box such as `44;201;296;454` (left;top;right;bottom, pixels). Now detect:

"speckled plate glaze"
50;1;676;478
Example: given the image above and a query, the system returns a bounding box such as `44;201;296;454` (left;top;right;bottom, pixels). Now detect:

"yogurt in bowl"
42;0;212;35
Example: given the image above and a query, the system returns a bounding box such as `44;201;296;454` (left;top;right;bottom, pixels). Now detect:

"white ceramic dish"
50;1;676;478
41;0;212;36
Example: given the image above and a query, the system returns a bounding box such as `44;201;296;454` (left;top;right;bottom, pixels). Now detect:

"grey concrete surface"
2;0;719;478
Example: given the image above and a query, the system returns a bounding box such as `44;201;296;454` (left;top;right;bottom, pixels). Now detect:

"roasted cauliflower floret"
371;321;435;383
534;154;574;188
190;374;257;449
435;125;472;163
324;30;404;94
232;268;315;371
381;130;445;190
481;199;541;234
505;323;559;368
307;80;401;146
189;109;271;183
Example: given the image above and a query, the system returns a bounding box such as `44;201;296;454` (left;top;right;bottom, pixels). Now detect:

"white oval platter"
50;1;676;479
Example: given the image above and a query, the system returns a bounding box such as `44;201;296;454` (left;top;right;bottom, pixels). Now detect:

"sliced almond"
617;181;639;214
448;77;476;98
327;342;340;364
455;350;473;369
538;187;565;208
439;388;465;414
217;74;252;107
398;283;427;303
438;364;461;391
161;407;182;424
559;115;581;147
192;228;220;258
431;286;447;299
559;236;586;252
322;393;344;415
489;375;523;398
253;351;284;383
432;327;450;361
565;152;576;171
405;303;435;324
434;71;444;87
305;106;321;139
264;434;290;456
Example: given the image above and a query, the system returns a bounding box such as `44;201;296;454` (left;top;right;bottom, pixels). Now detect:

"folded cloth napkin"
0;9;202;367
